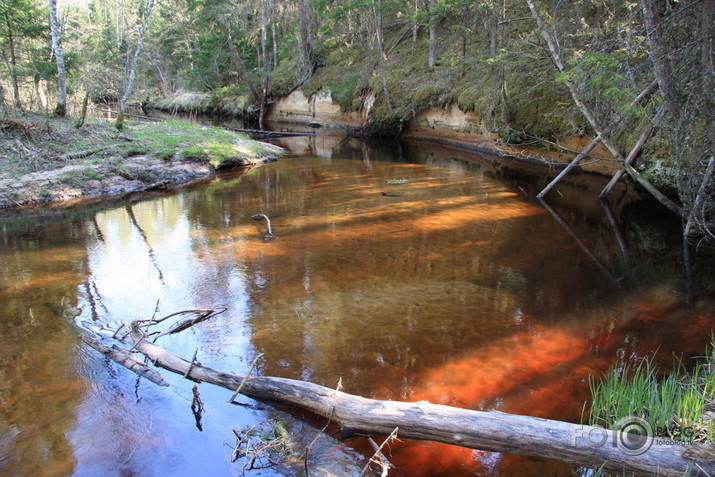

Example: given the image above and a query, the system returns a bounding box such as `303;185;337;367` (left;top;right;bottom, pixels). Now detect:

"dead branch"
150;308;227;341
600;107;665;199
228;352;264;403
230;420;293;473
536;80;658;199
684;156;715;239
79;332;169;386
0;118;36;139
361;428;399;477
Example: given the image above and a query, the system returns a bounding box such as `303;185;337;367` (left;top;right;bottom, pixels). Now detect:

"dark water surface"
1;134;713;476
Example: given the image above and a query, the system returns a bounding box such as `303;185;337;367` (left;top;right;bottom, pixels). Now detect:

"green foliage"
269;60;301;97
1;0;710;221
590;340;715;443
331;72;368;110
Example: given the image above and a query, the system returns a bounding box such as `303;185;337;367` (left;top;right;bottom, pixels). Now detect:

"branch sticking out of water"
251;214;275;241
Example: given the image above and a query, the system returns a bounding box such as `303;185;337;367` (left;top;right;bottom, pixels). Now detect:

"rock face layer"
266;90;620;176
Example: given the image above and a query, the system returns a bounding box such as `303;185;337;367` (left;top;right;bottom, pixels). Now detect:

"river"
1;131;713;476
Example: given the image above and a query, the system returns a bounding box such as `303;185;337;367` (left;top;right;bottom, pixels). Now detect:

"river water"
1;132;713;476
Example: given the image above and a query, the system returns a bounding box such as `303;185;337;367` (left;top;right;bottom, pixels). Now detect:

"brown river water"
1;132;714;476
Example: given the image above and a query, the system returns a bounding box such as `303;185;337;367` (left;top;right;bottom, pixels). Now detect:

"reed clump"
590;340;715;443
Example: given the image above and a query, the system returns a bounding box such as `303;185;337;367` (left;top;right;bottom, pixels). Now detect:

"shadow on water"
0;131;713;476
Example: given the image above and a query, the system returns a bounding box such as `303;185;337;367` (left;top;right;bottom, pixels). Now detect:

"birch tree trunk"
49;0;67;117
115;0;155;131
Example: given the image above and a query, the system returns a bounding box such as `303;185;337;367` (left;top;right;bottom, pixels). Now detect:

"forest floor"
0;111;283;208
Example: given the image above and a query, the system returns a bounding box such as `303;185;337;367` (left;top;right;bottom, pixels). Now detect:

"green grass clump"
590;340;715;443
59;167;102;186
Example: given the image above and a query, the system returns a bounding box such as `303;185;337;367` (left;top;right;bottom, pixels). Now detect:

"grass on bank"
590;339;715;443
0;111;281;178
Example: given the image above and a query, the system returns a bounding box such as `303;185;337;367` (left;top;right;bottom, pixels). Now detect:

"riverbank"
149;90;621;177
0;112;283;208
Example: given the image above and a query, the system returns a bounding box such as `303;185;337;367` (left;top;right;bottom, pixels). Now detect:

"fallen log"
80;320;715;476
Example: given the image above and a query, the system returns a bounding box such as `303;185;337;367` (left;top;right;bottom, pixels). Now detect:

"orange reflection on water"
365;296;715;476
377;325;589;475
410;325;586;409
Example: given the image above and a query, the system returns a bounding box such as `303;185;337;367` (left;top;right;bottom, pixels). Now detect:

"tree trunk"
33;75;47;109
216;17;260;103
49;0;67;117
271;23;277;68
703;0;715;154
75;93;89;128
427;0;437;69
640;0;679;120
259;0;268;71
374;0;394;114
258;0;269;128
525;0;621;160
115;0;155;131
80;322;715;477
216;17;264;126
296;0;316;87
412;0;418;45
2;16;22;110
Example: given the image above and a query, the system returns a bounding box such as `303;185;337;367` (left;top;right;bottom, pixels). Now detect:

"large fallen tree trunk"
79;320;715;476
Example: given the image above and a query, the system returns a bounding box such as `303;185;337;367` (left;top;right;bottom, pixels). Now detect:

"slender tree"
49;0;67;116
427;0;437;68
115;0;156;131
640;0;679;121
373;0;394;114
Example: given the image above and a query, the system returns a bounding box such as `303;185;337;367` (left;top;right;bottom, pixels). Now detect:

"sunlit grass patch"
125;121;283;168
